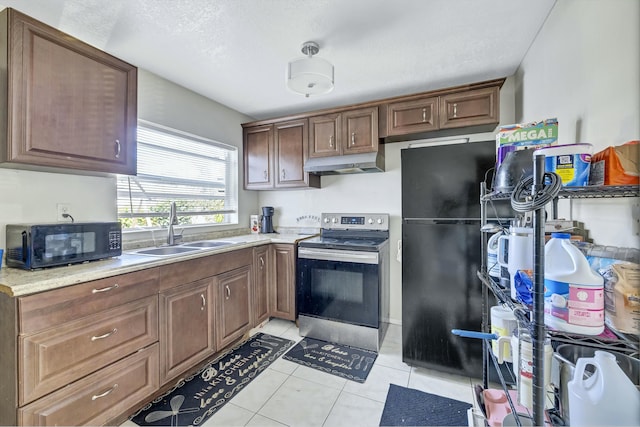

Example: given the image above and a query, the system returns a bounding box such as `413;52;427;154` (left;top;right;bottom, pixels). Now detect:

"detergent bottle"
544;233;604;335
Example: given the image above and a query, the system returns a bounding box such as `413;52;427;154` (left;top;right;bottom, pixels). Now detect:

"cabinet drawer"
386;97;439;136
19;295;158;405
18;268;159;334
18;343;159;426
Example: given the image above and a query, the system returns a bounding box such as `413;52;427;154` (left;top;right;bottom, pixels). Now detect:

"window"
117;121;238;230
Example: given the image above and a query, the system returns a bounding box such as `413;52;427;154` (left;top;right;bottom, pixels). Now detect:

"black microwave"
5;222;122;270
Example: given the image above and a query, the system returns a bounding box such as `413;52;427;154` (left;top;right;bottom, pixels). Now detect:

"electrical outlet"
57;203;71;221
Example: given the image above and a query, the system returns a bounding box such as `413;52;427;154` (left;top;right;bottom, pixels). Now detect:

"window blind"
117;121;238;229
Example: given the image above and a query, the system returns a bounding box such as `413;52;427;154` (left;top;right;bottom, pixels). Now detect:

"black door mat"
379;384;472;426
130;333;294;426
282;336;377;383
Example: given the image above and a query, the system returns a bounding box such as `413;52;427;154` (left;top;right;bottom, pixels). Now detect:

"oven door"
297;247;380;328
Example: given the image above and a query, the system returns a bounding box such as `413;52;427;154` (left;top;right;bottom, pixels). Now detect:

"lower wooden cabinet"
19;296;158;405
253;245;271;326
215;265;252;349
159;278;215;383
18;343;159;426
271;244;296;321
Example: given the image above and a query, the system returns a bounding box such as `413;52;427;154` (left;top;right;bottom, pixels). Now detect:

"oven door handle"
298;247;379;264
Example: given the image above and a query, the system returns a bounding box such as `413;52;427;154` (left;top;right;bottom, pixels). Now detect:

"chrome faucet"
167;201;182;245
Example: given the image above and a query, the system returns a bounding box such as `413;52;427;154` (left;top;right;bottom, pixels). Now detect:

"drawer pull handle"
260;256;265;268
351;132;355;146
115;139;121;159
201;294;206;310
92;284;119;294
452;103;458;118
91;328;117;341
422;108;427;122
92;383;118;400
225;285;231;300
329;135;333;148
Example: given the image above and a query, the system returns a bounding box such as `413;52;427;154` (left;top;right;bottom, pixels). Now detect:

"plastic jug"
568;351;640;426
544;233;605;335
498;227;533;299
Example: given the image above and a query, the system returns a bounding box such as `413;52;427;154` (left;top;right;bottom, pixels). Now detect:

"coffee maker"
260;206;275;234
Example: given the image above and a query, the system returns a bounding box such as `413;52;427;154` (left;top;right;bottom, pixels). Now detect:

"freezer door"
401;140;497;219
401;221;484;377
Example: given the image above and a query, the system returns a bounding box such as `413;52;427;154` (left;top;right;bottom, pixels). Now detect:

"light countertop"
0;233;314;297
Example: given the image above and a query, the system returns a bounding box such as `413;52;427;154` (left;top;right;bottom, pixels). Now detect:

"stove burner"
343;240;377;246
319;238;339;243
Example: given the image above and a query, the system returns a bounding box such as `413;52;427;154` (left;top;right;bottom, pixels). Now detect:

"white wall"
515;0;639;248
259;78;517;324
0;69;257;253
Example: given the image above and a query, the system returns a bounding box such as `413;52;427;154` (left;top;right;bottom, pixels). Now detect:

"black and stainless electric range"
297;213;390;351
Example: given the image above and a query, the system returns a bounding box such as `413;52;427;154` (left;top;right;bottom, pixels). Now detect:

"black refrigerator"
401;140;510;378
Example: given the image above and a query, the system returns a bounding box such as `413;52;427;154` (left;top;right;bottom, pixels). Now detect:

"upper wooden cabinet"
386;97;439;136
243;119;320;190
380;80;503;140
0;8;138;175
309;107;378;158
439;86;499;129
243;124;273;189
308;114;341;158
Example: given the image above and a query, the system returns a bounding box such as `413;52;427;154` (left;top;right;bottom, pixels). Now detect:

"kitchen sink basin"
134;246;203;256
181;241;235;248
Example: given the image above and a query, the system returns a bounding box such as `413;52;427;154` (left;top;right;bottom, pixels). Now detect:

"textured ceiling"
0;0;556;120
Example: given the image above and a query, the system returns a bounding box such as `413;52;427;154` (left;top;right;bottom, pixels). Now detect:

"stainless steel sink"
181;241;235;248
134;246;203;256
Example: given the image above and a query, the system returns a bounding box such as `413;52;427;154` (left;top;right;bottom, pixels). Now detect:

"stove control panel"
321;213;389;231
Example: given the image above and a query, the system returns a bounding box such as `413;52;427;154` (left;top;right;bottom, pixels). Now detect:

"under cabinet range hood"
303;151;385;175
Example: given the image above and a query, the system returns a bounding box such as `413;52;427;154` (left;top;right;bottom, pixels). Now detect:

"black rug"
130;333;294;426
379;384;472;426
282;336;377;383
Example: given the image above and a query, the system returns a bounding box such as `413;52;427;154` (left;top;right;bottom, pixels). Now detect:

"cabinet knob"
115;139;121;159
351;132;355;146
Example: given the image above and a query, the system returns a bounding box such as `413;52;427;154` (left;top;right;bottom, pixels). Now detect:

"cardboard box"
496;118;558;168
589;140;639;186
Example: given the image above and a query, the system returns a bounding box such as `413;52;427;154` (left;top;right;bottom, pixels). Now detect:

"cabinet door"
386;97;439;136
160;278;214;383
253;246;271;326
5;9;137;175
271;244;296;321
342;107;379;155
308;114;341;158
274;119;312;188
243;125;274;189
439;86;499;129
216;265;252;349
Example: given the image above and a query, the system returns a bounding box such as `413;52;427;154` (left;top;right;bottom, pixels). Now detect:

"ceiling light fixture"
287;41;334;98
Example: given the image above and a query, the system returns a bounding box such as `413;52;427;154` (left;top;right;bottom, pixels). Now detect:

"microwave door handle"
21;231;28;262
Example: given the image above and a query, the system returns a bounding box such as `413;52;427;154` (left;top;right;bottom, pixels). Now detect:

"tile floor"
123;319;478;427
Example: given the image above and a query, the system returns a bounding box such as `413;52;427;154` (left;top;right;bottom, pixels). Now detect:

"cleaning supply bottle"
568;351;640;426
544;233;605;335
